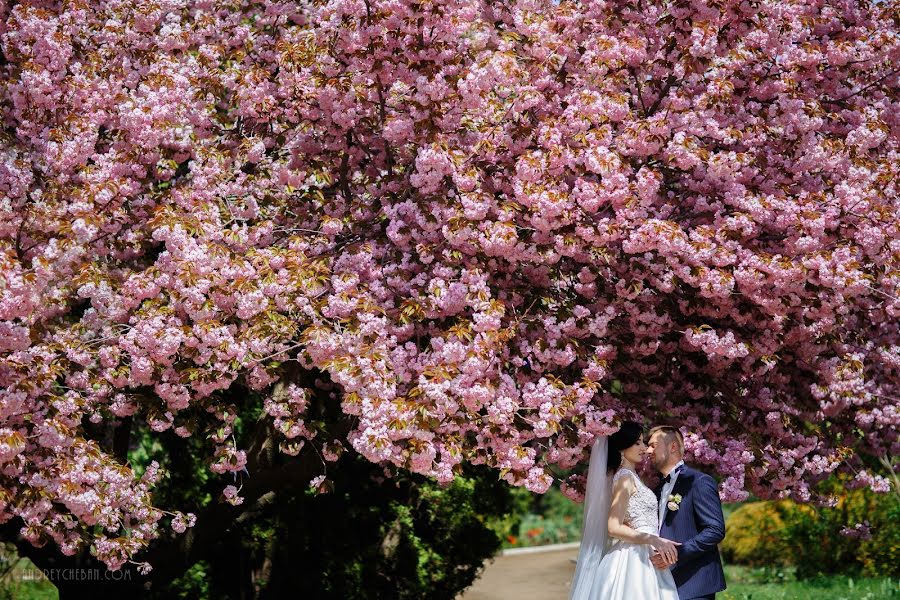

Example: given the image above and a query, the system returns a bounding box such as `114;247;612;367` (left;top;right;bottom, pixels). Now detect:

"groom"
646;426;726;600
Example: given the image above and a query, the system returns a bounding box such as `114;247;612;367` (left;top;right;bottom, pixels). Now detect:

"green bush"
723;476;899;580
780;497;865;579
779;477;899;580
859;494;900;578
721;501;795;567
191;456;518;600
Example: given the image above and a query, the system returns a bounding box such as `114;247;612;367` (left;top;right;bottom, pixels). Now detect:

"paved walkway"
459;547;579;600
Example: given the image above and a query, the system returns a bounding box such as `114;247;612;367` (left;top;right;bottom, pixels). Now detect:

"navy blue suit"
656;465;727;600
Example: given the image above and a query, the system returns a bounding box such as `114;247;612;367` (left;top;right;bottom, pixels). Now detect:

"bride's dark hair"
607;421;644;473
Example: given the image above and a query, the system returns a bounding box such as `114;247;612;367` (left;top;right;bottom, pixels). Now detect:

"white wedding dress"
570;466;679;600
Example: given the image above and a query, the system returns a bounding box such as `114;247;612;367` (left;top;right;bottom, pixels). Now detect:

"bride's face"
622;436;647;465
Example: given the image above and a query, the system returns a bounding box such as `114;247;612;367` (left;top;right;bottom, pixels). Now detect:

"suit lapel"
663;469;694;526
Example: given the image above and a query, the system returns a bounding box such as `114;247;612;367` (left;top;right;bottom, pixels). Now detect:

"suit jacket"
655;465;727;599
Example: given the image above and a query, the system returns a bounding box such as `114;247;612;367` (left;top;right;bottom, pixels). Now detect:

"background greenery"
721;477;900;579
497;472;899;599
501;486;582;548
165;455;520;600
1;454;520;600
0;543;57;600
4;462;897;599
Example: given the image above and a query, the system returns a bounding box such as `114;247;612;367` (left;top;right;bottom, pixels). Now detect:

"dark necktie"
663;468;680;484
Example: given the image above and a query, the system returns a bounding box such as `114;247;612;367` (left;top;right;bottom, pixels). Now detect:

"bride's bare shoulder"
612;468;639;491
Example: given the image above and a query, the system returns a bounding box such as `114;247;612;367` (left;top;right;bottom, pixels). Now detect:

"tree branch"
112;416;132;465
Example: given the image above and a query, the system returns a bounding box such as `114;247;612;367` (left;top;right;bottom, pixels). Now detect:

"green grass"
2;553;899;599
722;565;899;600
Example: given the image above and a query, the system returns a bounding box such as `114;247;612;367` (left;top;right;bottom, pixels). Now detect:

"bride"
569;421;680;600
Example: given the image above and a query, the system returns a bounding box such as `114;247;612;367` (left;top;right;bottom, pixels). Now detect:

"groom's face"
646;431;671;471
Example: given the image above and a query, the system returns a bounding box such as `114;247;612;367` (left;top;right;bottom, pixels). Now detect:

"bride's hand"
650;536;680;565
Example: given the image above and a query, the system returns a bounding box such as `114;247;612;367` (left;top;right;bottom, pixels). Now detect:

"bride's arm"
607;475;680;563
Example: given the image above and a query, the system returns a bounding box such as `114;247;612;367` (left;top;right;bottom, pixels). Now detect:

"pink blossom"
222;485;244;507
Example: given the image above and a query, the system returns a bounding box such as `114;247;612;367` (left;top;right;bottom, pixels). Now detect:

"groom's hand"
650;551;676;570
650;537;681;567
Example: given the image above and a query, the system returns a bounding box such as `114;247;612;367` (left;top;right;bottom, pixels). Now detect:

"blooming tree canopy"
1;0;898;572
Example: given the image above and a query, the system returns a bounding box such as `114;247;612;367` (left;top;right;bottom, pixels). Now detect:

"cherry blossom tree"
1;0;898;583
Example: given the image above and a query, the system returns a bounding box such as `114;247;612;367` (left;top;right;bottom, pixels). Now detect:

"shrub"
197;456;517;600
721;501;795;567
859;494;900;578
723;475;899;580
780;498;865;579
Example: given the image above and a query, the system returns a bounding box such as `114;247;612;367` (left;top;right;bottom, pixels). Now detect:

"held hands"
650;552;674;570
649;537;680;569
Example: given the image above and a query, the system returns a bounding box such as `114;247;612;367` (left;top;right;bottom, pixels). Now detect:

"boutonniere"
666;493;683;512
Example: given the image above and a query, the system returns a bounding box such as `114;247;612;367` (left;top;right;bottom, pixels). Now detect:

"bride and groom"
569;423;727;600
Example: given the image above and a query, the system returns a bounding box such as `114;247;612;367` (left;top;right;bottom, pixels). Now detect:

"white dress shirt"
658;460;685;530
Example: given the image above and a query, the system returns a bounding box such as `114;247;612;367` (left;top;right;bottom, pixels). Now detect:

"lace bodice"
612;468;659;534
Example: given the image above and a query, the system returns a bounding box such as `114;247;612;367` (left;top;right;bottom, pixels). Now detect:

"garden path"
458;547;578;600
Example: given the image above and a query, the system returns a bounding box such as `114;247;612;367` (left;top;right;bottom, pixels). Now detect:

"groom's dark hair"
648;426;684;455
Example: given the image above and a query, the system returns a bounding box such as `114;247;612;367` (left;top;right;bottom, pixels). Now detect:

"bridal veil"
568;435;612;600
